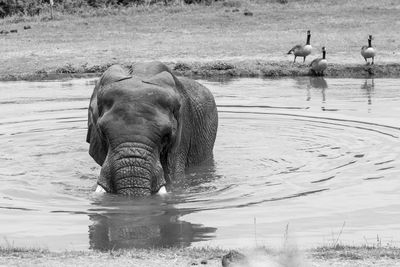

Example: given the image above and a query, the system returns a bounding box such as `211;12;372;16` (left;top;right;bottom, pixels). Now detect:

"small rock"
243;9;253;16
10;29;18;33
232;8;240;12
24;25;31;30
222;250;248;267
200;259;207;264
0;30;9;35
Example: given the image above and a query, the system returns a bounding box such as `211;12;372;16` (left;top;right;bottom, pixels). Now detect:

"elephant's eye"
161;130;172;148
161;132;170;143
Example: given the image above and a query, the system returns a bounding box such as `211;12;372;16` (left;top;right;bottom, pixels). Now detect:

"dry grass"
0;0;399;80
313;244;400;261
2;243;400;267
0;246;227;267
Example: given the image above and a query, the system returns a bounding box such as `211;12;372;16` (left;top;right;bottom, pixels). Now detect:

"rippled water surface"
0;77;399;251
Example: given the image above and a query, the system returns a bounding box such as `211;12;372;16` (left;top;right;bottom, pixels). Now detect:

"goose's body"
288;30;312;63
310;47;327;76
361;35;376;64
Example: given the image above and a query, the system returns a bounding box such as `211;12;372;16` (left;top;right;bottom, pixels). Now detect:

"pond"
0;77;399;251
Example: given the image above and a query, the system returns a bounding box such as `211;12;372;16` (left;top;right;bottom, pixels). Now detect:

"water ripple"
1;77;400;250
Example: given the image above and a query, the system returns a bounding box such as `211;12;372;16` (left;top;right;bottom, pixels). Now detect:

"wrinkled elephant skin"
86;62;218;197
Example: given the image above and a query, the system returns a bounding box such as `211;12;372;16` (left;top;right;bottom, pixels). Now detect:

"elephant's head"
87;65;182;197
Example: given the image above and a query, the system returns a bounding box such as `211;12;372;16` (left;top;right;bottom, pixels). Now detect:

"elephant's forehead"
102;79;178;103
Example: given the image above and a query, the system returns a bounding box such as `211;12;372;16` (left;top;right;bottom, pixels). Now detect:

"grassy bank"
2;60;400;81
1;245;400;267
1;0;400;80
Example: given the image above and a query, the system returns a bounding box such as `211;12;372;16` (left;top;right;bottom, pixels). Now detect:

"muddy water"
0;77;399;251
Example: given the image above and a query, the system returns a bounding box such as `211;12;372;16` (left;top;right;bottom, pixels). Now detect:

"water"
0;77;399;251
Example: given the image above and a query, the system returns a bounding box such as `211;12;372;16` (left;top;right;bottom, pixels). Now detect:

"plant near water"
0;238;48;254
331;221;346;248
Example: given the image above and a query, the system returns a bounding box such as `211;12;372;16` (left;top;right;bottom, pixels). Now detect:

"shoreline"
1;60;400;82
1;245;400;267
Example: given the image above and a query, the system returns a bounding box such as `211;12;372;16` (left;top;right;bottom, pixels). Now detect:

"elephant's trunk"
113;164;152;196
104;142;165;197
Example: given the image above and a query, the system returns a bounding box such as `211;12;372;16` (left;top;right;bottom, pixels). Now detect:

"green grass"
0;0;399;80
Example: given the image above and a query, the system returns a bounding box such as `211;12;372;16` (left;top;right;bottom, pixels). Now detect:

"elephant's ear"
86;65;131;166
142;71;177;89
87;84;107;166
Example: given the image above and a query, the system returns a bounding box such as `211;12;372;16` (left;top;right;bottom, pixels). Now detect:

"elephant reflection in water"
88;202;216;250
88;161;219;251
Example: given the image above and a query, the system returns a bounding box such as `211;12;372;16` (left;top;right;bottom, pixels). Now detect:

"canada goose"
361;35;376;65
287;30;312;63
310;46;327;76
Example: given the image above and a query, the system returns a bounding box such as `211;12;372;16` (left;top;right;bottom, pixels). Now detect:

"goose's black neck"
306;33;311;45
368;38;372;48
322;49;326;59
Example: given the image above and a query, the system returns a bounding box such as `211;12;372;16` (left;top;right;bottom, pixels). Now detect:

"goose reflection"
88;195;216;250
308;77;331;111
361;79;374;105
309;76;328;90
303;77;328;106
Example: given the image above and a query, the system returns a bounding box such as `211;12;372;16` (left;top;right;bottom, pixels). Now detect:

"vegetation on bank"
0;0;247;18
1;60;400;81
1;244;400;267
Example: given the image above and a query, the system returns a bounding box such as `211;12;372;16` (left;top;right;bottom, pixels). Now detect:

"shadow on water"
88;195;217;250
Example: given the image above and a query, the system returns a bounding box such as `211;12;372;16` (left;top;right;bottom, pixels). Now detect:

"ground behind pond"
1;0;400;80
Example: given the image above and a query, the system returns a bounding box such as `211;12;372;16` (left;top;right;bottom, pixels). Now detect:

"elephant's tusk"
95;185;106;193
157;186;167;195
95;185;167;195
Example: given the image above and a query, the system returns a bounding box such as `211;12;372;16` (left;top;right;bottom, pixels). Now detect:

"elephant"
86;62;218;197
